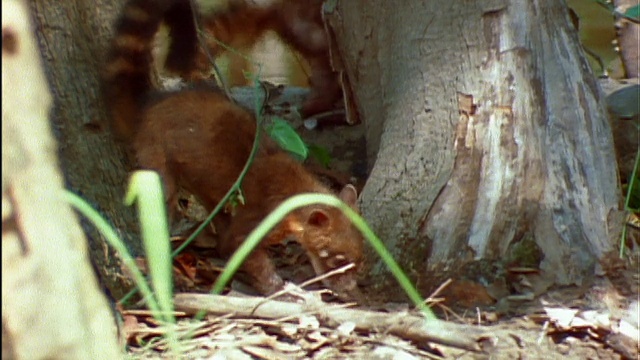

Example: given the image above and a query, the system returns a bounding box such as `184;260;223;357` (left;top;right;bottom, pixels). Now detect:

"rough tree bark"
2;1;120;358
326;0;622;295
28;0;139;299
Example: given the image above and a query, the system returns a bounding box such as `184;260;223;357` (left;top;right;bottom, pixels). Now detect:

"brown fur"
104;0;364;300
164;0;343;118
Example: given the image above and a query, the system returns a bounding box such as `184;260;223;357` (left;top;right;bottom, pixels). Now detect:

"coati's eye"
178;198;189;210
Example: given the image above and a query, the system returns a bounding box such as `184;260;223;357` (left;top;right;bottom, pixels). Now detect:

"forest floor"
123;226;639;359
122;85;638;359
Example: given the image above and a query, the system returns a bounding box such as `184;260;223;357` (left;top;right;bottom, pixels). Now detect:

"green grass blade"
125;171;174;325
64;190;159;315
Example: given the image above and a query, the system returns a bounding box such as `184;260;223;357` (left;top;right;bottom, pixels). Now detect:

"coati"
161;0;343;119
103;0;364;301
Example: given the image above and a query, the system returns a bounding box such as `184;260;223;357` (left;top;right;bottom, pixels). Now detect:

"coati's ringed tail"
103;0;176;141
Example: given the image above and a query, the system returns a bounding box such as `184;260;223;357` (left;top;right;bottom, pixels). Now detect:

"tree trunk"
2;1;120;358
326;0;622;296
28;0;138;299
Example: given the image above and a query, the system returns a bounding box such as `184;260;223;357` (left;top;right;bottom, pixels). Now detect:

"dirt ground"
126;209;639;359
122;84;638;359
123;252;638;359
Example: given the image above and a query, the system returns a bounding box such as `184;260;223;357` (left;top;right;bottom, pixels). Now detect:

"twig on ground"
174;293;491;352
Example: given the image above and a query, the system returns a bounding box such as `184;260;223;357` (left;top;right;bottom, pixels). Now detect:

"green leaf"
625;4;640;21
308;144;332;168
267;118;308;161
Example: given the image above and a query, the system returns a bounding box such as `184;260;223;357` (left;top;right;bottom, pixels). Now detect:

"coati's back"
133;89;260;211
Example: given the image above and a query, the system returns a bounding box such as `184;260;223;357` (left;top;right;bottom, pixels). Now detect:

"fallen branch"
174;293;492;352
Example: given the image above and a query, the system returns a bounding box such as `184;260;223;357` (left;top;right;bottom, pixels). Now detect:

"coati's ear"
308;209;331;227
338;184;358;206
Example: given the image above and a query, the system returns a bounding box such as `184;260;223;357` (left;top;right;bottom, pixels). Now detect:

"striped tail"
102;0;176;141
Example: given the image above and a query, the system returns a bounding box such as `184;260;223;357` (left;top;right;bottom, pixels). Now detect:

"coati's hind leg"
301;56;343;120
273;1;343;120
